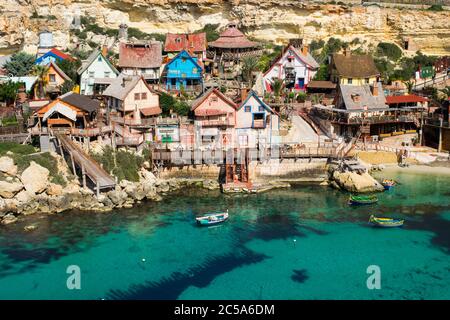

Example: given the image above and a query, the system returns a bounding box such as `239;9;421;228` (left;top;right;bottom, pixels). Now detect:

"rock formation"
0;1;449;55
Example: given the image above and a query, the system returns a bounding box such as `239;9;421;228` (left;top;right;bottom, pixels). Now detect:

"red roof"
386;94;428;104
209;25;259;49
164;33;206;53
49;48;74;61
119;42;162;69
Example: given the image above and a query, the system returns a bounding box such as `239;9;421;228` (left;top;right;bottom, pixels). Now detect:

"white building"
77;50;119;96
263;44;319;92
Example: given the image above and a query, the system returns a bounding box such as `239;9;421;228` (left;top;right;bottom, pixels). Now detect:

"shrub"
0;142;35;156
91;146;144;182
428;4;444;11
377;42;402;62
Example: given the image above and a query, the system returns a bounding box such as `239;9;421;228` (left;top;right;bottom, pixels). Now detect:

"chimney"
351;94;361;103
101;45;108;57
119;23;128;41
241;88;249;102
371;82;378;96
302;44;309;56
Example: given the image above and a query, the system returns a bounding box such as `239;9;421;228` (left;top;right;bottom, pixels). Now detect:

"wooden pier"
55;134;116;196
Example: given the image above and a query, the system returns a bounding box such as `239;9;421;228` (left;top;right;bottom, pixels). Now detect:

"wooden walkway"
55;134;116;195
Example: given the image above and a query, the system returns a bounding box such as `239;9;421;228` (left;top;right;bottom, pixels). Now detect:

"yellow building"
45;61;71;98
330;49;380;86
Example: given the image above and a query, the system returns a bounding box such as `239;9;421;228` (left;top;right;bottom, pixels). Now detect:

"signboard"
420;66;435;79
156;125;179;143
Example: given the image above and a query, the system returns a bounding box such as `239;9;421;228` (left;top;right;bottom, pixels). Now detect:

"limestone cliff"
0;0;449;55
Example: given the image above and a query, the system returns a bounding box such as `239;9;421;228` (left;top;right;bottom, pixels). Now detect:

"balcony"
199;118;234;127
252;119;266;129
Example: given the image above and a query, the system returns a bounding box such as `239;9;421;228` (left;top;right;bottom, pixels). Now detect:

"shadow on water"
106;249;268;300
291;269;309;283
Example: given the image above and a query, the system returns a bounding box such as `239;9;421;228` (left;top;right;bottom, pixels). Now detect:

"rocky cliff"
0;0;449;55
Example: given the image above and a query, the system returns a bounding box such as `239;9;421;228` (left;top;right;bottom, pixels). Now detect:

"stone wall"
157;158;328;182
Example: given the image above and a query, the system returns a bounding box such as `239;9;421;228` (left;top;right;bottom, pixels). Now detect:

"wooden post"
82;164;86;188
70;151;76;174
96;181;100;198
438;117;443;153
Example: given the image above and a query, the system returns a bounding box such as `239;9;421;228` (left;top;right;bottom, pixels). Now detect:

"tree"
271;78;285;101
313;64;328;81
31;64;49;98
159;92;176;116
405;80;414;94
0;81;21;105
61;80;74;94
440;86;450;101
3;52;35;76
57;59;81;82
241;56;259;87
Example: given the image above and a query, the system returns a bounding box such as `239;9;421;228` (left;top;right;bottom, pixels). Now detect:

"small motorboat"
196;210;229;226
349;194;378;205
382;179;396;190
369;215;404;228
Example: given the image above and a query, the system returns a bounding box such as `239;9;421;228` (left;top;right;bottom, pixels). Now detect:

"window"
258;106;264;112
192;67;198;74
175;38;181;43
49;74;56;82
97;56;102;62
211;96;218;102
88;71;94;78
104;71;110;78
239;135;248;146
141;92;147;100
348;78;353;84
244;105;251;112
134;93;140;100
365;78;370;84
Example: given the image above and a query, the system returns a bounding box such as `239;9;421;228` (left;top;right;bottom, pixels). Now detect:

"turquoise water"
0;171;449;300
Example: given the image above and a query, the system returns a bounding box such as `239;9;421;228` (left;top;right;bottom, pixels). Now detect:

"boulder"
1;213;18;225
107;189;128;206
333;171;383;193
24;225;37;232
0;156;17;176
15;189;33;203
21;161;49;194
46;183;63;196
0;180;23;198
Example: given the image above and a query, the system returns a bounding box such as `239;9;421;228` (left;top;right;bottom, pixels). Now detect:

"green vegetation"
196;24;220;42
159;92;191;116
0;81;21;105
0;143;67;186
242;56;259;87
313;64;329;81
0;115;18;127
0;142;35;155
310;37;347;65
60;80;74;94
379;51;438;82
427;4;444;11
56;59;81;82
376;42;402;62
305;21;321;29
127;27;165;42
31;64;50;99
91;146;143;182
3;52;35;76
257;45;283;72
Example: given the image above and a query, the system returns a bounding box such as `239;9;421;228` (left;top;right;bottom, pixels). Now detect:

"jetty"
55;133;116;196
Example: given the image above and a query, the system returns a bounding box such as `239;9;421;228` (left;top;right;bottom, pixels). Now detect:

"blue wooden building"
163;50;203;93
35;48;74;65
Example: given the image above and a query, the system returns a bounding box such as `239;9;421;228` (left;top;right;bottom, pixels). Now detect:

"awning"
140;106;162;116
43;102;77;122
307;80;336;89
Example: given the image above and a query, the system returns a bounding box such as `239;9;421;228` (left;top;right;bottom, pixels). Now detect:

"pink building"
191;88;237;149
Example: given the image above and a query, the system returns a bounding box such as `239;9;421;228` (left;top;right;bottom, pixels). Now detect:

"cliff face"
0;0;449;55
